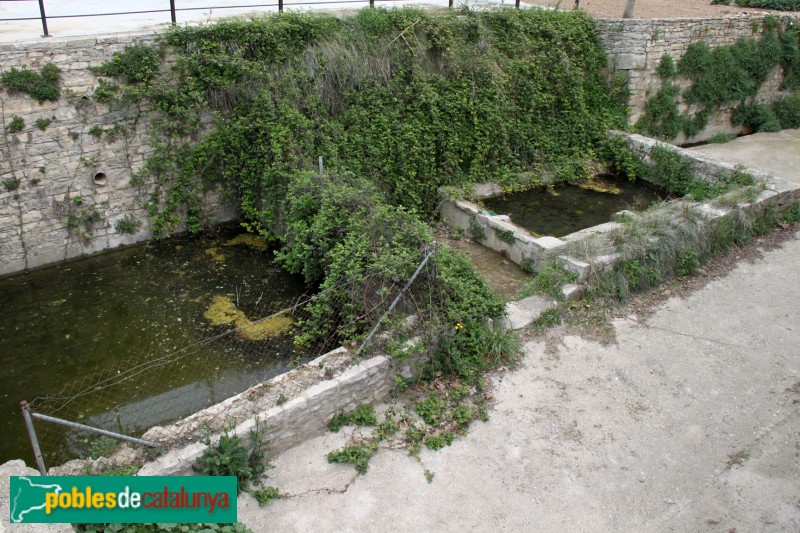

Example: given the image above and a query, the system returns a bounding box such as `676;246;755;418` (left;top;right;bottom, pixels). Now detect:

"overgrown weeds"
325;376;492;476
193;423;272;494
587;200;800;302
636;18;800;139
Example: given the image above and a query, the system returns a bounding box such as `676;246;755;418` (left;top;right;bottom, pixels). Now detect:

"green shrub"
431;321;519;382
193;428;271;493
3;178;21;192
469;219;486;241
0;64;60;102
114;216;142;235
66;198;103;239
731;100;781;132
494;227;515;244
779;25;800;90
679;37;780;107
326;442;377;474
327;404;378;431
635;83;684;139
772;92;800;128
105;123;126;141
415;393;447;426
656;54;677;79
35;117;53;130
132;8;627;234
91;44;162;84
518;260;578;299
7;115;24;133
600;136;647;180
735;0;800;10
707;133;737;144
647;146;697;196
93;79;120;103
676;249;700;276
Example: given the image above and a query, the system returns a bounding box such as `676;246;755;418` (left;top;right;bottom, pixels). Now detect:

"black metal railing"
0;0;471;39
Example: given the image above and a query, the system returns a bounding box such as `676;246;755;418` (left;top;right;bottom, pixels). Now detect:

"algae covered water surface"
482;176;667;238
0;225;306;465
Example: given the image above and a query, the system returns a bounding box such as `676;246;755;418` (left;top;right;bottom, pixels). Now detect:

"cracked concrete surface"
240;231;800;532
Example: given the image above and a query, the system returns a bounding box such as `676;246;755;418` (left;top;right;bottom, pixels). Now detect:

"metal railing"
0;0;474;39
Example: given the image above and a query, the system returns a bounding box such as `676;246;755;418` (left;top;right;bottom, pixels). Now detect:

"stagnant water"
0;225;308;466
482;176;667;238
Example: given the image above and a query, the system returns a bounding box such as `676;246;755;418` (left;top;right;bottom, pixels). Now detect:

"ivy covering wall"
636;15;800;140
96;8;628;371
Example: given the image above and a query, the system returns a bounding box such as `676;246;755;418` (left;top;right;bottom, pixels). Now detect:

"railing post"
279;0;283;13
21;402;47;476
448;0;453;8
37;0;50;37
515;0;520;9
170;0;177;25
369;0;374;7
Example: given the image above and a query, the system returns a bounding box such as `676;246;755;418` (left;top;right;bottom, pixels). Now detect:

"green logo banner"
9;476;237;524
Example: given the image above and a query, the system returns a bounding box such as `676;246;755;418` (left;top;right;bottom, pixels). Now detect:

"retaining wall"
2;15;795;276
0;32;233;277
47;346;406;476
596;15;793;144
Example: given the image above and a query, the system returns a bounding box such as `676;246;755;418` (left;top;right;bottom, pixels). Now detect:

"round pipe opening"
93;172;108;186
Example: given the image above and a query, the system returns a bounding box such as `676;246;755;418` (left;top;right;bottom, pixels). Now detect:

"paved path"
689;129;800;188
0;0;478;42
240;230;800;532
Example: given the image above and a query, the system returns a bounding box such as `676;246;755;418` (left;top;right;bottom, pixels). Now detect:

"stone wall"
0;32;233;277
1;16;795;277
596;15;792;144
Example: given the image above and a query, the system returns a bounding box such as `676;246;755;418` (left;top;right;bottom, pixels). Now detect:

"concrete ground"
689;129;800;188
240;230;800;532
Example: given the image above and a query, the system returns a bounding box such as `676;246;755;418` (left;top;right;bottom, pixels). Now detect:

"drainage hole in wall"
93;172;108;186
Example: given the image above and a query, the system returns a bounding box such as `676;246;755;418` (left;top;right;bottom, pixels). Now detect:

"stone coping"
441;131;800;301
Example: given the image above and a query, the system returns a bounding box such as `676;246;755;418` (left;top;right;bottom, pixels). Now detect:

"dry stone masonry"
0;32;233;276
2;16;794;276
596;16;791;143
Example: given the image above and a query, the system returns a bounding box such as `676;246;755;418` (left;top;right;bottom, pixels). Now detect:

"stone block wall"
0;32;234;277
2;16;796;277
596;16;792;144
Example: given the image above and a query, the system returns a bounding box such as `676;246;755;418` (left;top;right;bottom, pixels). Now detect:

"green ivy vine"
636;15;800;140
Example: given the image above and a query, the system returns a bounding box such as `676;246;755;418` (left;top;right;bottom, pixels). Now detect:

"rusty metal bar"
21;401;47;475
30;411;158;448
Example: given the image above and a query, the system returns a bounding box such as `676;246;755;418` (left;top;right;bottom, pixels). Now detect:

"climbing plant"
99;8;626;234
636;16;800;139
96;8;626;354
